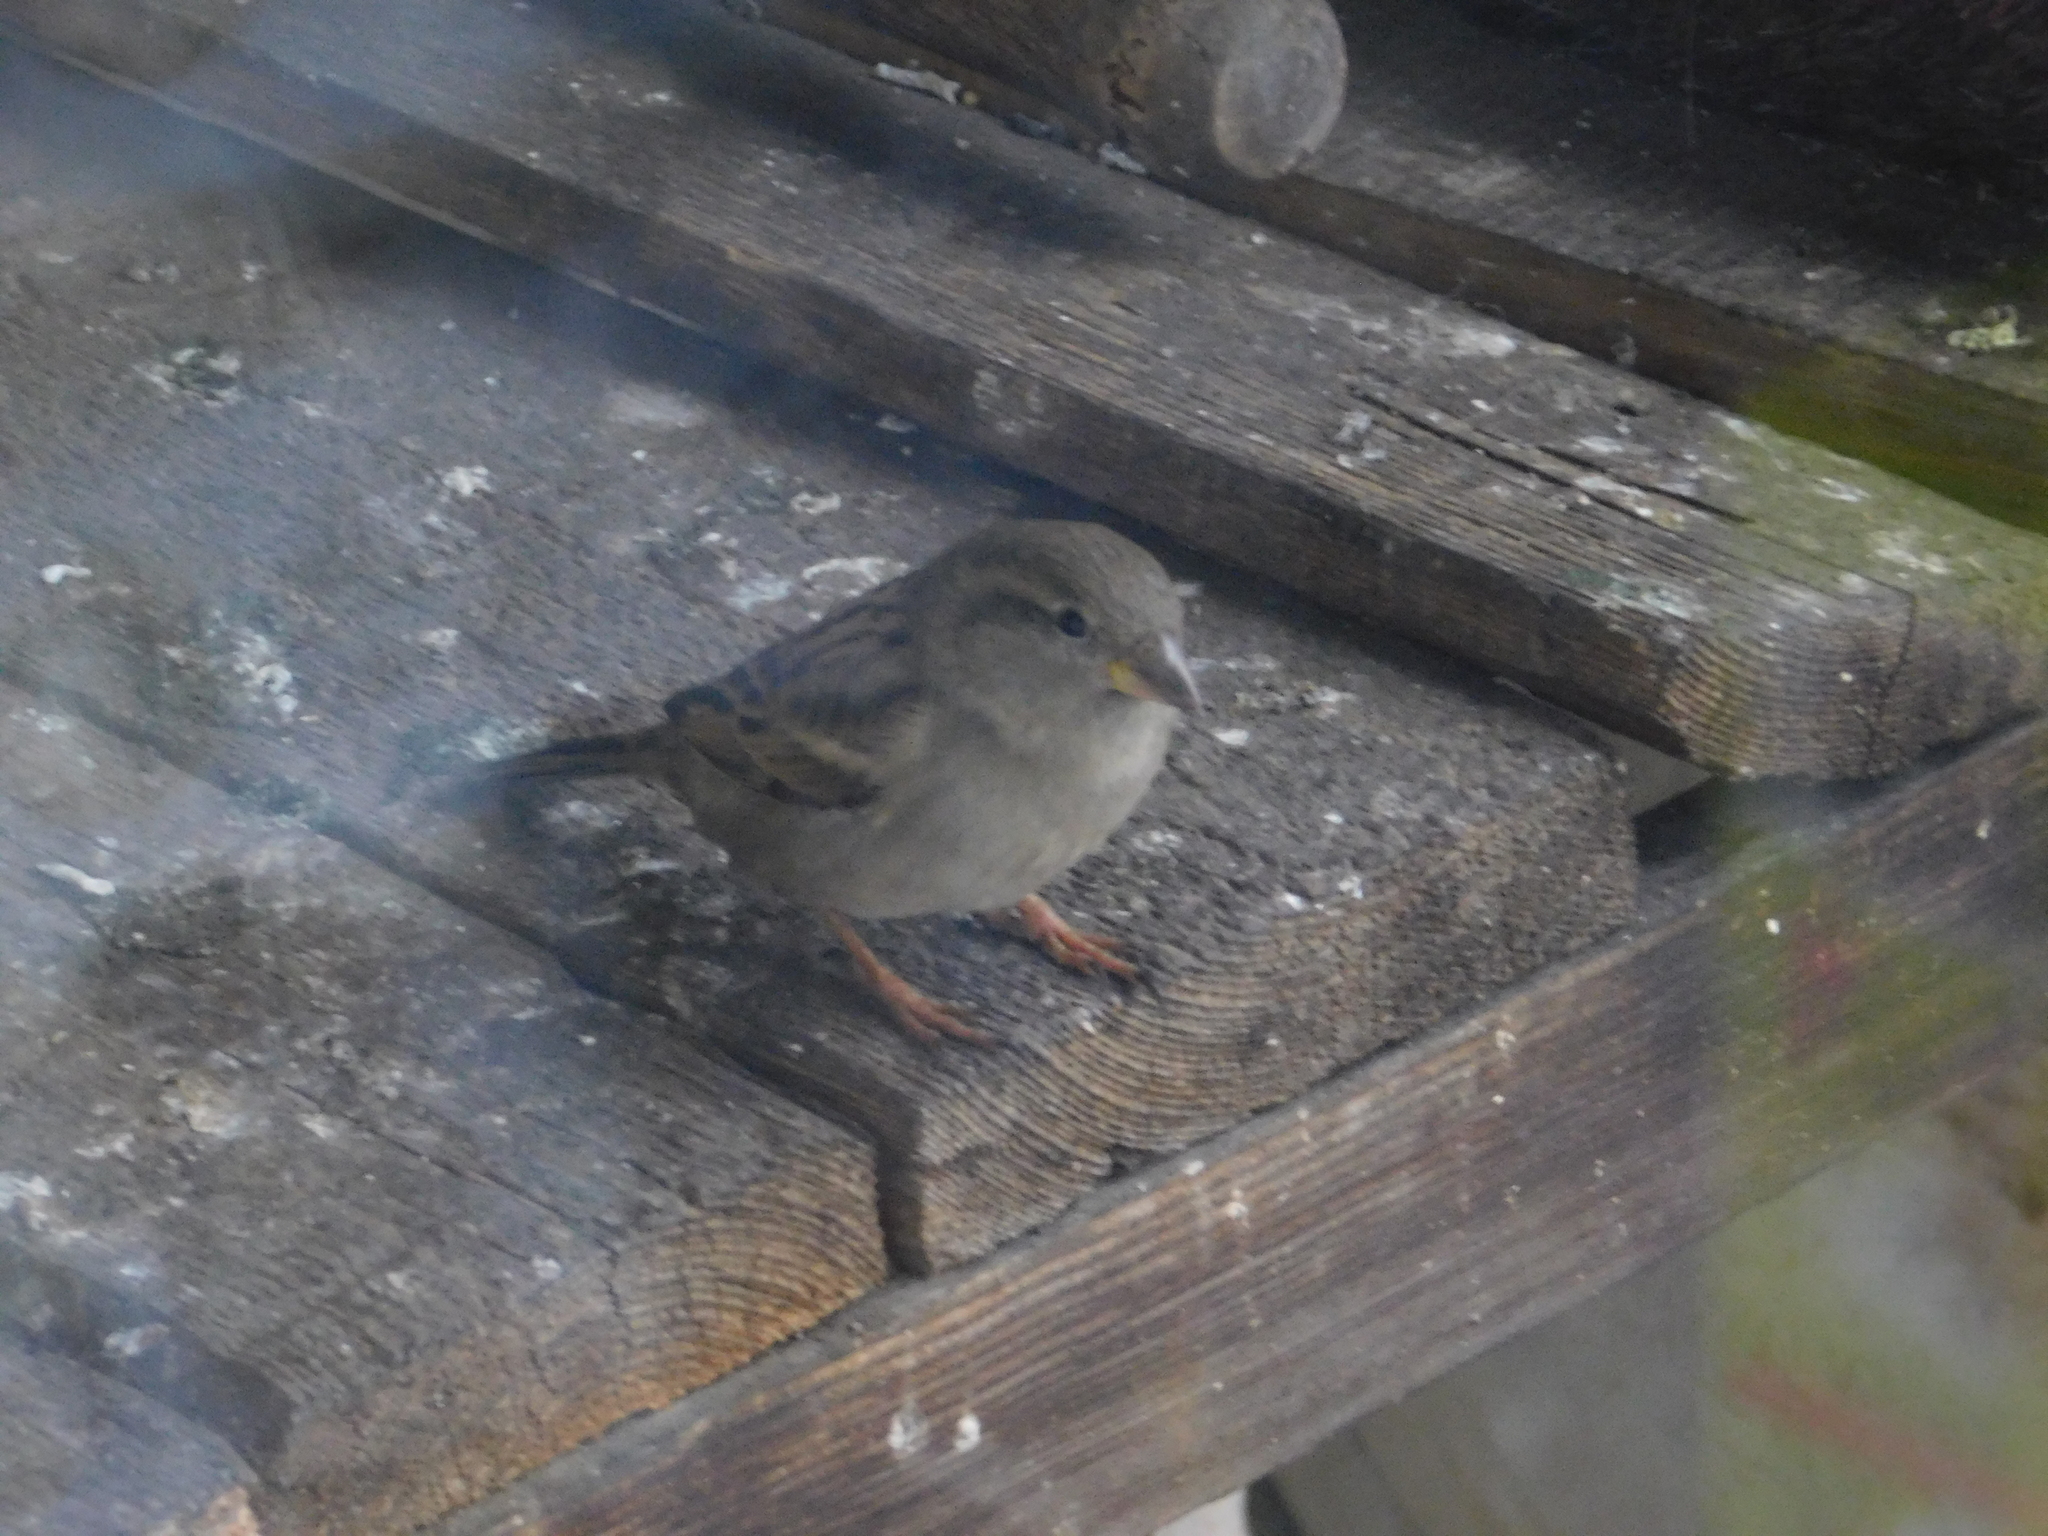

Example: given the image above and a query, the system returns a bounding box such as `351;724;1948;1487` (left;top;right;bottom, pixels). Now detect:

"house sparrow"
478;520;1201;1042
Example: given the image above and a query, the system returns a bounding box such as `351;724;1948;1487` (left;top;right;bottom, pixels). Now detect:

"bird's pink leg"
824;911;994;1045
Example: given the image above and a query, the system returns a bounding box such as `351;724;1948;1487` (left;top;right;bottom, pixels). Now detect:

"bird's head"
920;520;1202;726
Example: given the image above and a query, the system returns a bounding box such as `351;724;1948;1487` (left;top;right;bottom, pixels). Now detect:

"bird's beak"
1108;633;1203;713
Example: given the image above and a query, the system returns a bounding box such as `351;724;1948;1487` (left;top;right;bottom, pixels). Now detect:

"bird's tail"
474;726;667;783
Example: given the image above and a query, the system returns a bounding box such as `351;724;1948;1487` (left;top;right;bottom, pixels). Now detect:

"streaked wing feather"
663;593;924;810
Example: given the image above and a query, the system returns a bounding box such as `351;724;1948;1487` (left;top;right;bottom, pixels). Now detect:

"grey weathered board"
0;52;1633;1275
0;683;886;1533
0;1337;254;1536
5;0;2048;780
1246;0;2048;535
742;0;2048;541
436;717;2048;1536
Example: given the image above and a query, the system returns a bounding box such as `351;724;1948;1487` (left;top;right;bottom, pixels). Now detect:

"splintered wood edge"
432;719;2048;1536
6;0;2044;779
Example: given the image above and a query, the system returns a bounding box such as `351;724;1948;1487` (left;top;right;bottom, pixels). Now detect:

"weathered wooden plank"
0;52;1633;1273
436;715;2048;1536
1226;0;2048;535
753;0;2048;538
0;682;886;1534
5;0;2045;778
0;1337;255;1536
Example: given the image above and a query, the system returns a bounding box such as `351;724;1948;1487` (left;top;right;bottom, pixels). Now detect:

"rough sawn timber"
436;716;2048;1536
0;682;887;1534
5;0;2047;778
0;54;1633;1275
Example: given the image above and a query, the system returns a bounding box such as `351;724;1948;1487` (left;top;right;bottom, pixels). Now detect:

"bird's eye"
1056;607;1089;638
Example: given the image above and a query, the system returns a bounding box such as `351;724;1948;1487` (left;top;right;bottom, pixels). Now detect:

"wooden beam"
437;714;2048;1536
0;684;886;1533
5;0;2045;777
0;48;1633;1277
1218;174;2048;539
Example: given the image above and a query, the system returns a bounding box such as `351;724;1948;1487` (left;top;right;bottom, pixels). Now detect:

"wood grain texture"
714;0;2048;550
1230;0;2048;536
0;682;886;1534
0;53;1632;1275
759;0;2048;539
5;0;2044;777
0;1338;255;1536
435;714;2048;1536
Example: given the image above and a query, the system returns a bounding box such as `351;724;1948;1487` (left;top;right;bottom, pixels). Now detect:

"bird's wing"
663;591;926;811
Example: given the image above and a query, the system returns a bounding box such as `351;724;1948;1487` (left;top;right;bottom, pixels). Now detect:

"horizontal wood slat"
5;0;2045;777
1277;0;2048;536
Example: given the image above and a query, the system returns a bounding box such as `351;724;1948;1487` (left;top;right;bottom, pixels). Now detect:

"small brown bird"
479;520;1201;1042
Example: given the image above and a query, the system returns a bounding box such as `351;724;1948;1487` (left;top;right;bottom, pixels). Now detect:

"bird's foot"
825;911;993;1046
867;968;992;1046
1006;893;1139;979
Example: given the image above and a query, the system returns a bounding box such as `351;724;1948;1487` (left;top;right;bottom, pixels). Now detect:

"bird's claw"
1011;894;1139;979
883;985;994;1046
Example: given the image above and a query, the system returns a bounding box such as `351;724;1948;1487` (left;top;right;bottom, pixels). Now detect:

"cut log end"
849;0;1348;181
1118;0;1349;181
